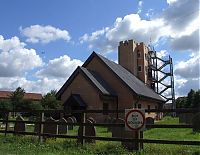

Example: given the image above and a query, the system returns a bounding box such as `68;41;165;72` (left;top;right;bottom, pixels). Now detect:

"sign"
125;109;145;131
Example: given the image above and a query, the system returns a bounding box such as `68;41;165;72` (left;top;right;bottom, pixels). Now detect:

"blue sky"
0;0;199;97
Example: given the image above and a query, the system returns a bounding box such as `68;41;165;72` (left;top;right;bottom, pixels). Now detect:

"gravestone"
78;119;96;143
34;117;41;134
179;113;194;124
14;115;25;135
104;116;113;132
71;116;77;123
58;118;68;134
87;117;96;123
146;117;154;125
111;118;137;150
43;117;58;139
192;112;200;132
67;117;74;130
111;118;124;138
28;116;36;122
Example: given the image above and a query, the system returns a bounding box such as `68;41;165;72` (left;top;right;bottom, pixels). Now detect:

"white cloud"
36;55;83;78
80;0;199;54
137;1;143;14
162;0;199;33
174;76;199;97
0;52;83;94
156;50;169;59
0;34;83;94
166;0;177;5
173;52;200;97
0;77;65;94
174;53;200;79
20;25;71;43
171;29;199;52
0;35;43;77
80;14;166;54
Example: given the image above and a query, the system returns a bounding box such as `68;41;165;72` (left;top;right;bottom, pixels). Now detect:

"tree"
41;90;62;110
176;89;200;109
193;90;200;109
0;99;12;118
20;99;43;111
186;89;195;108
176;97;186;108
10;87;25;111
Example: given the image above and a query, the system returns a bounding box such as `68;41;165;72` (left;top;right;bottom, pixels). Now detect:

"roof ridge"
93;52;164;102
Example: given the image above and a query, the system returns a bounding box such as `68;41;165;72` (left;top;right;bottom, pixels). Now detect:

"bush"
0;100;12;119
192;112;200;132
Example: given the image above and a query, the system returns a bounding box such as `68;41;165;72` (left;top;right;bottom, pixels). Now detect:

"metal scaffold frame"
148;49;175;110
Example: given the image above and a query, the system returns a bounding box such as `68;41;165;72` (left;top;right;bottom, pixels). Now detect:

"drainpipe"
116;97;119;119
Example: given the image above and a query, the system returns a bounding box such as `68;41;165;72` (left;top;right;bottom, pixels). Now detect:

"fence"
0;108;199;150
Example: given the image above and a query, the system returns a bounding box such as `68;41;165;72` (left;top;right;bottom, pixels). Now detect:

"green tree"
0;99;12;118
41;90;62;109
10;87;25;111
186;89;195;108
22;100;43;111
193;90;200;109
176;97;186;108
176;89;200;109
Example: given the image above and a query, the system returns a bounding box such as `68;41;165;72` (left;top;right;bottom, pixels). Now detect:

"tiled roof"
0;91;42;101
80;67;116;96
56;66;116;98
83;52;164;102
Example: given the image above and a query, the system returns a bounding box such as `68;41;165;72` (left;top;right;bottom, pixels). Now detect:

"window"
145;53;148;60
103;102;109;115
148;105;151;114
138;66;142;72
138;104;141;109
137;51;141;58
155;105;158;109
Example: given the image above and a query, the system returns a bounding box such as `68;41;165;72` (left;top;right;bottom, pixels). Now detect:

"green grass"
0;116;199;155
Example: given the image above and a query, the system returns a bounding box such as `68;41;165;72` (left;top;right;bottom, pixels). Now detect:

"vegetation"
0;88;62;117
41;90;62;110
10;87;25;111
192;112;200;132
0;117;199;155
176;89;200;108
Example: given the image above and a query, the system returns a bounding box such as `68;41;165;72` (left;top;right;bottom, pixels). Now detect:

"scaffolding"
148;49;175;110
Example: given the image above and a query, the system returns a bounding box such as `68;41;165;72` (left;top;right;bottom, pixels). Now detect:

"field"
0;116;199;155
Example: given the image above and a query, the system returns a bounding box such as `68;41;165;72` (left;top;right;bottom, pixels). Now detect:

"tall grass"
0;116;199;155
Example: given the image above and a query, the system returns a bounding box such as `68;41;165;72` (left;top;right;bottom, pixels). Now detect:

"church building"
56;40;164;122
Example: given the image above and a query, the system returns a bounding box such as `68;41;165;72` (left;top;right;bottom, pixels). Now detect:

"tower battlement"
119;40;136;46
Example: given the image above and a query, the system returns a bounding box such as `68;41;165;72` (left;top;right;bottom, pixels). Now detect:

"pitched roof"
0;91;42;101
83;52;164;102
64;94;87;107
56;66;116;98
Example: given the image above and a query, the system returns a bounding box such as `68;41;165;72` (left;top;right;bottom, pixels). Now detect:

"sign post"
125;109;145;150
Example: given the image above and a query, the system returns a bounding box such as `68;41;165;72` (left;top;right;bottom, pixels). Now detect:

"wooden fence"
0;108;199;150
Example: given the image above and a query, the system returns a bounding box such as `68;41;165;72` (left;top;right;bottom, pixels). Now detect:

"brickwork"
61;73;101;110
118;40;151;86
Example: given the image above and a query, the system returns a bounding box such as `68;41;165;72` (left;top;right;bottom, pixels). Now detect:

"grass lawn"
0;116;199;155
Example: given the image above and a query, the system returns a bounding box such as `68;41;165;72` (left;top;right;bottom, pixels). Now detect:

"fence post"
135;131;139;150
80;111;85;145
38;112;44;142
4;111;9;137
140;131;143;149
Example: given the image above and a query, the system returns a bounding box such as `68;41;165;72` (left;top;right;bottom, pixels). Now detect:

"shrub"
192;112;200;132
